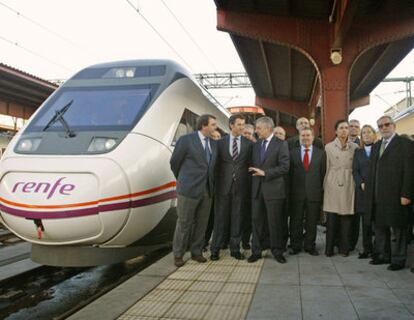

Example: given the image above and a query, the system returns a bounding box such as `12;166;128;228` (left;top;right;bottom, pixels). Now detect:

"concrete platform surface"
70;228;414;320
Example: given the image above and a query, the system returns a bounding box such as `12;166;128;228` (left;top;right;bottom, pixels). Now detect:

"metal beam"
255;96;308;118
351;43;391;95
194;72;251;89
332;0;360;48
258;41;275;97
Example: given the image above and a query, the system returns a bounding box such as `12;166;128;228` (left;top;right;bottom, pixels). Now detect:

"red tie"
303;148;309;172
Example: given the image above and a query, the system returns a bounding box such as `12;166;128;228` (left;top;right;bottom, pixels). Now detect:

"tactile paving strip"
118;250;264;319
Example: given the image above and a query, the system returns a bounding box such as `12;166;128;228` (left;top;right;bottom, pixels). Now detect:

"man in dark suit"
287;117;324;150
289;127;326;256
248;116;290;263
170;114;218;267
365;115;414;271
210;114;253;261
241;124;257;249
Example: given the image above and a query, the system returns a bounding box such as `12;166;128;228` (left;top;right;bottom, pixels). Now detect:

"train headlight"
16;138;42;152
87;138;117;152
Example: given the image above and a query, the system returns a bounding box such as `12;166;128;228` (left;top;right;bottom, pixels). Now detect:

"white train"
0;60;229;266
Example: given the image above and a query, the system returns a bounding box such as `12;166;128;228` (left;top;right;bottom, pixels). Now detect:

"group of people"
170;113;414;272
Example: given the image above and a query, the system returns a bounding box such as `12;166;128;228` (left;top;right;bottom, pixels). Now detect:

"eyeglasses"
378;122;392;129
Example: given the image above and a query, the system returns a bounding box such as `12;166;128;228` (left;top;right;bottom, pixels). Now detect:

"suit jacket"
287;135;324;151
215;135;253;197
289;146;326;202
352;147;372;213
251;136;290;200
170;131;217;198
365;135;414;227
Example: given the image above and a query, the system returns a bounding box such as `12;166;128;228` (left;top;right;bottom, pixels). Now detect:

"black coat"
289;146;326;202
251;136;290;200
170;131;217;198
365;135;414;227
352;146;372;214
215;135;253;197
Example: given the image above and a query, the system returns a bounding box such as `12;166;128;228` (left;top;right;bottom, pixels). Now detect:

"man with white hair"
287;117;324;150
248;117;290;263
365;115;414;271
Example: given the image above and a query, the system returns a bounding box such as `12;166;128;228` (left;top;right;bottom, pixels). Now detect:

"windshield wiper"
43;100;76;137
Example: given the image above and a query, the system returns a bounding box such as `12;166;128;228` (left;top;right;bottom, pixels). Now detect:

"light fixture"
330;49;342;65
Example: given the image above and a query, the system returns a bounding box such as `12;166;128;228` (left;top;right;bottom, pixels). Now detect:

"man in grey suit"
289;127;326;256
170;114;218;267
210;114;253;261
248;117;290;263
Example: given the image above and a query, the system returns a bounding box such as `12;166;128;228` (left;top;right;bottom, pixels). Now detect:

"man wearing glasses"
365;115;414;271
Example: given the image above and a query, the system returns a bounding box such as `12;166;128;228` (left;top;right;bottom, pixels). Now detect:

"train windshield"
25;85;158;132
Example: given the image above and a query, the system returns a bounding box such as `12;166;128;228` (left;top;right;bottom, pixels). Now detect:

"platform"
69;228;414;320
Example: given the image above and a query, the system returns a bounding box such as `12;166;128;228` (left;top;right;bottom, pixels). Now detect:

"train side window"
172;109;199;146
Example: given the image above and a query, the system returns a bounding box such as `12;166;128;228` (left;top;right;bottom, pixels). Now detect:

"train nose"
0;157;130;244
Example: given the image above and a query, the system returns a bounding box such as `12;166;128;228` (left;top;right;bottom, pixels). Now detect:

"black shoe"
325;251;334;257
210;253;219;261
306;249;319;256
274;255;286;264
387;264;405;271
191;255;207;263
247;254;262;263
242;243;251;250
289;248;301;255
231;252;245;260
369;258;390;265
358;252;371;259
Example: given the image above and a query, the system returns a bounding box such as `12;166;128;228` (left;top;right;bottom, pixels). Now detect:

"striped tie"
232;137;239;161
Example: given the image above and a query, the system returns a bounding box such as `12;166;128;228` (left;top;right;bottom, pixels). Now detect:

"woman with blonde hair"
324;120;359;257
351;124;377;258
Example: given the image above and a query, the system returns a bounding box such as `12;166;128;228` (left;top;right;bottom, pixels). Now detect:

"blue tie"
204;137;211;164
260;140;267;163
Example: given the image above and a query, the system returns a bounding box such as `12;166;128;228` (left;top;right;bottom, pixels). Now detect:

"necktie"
260;140;267;163
379;139;388;157
303;148;310;172
204;137;211;164
232;137;239;161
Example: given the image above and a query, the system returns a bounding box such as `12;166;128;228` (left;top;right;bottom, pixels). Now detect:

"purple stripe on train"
0;191;177;219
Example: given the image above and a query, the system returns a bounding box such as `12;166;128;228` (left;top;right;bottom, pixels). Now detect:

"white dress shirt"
198;131;211;152
262;133;273;151
301;145;313;162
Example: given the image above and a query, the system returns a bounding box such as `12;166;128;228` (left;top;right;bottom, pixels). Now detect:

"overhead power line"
0;1;82;50
125;0;194;72
160;0;218;72
0;35;73;72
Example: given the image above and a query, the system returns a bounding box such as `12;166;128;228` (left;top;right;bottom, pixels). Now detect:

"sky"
0;0;413;128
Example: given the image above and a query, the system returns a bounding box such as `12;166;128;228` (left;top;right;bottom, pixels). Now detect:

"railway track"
0;245;171;320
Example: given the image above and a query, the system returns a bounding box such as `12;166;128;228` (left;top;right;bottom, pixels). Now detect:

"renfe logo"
12;177;76;199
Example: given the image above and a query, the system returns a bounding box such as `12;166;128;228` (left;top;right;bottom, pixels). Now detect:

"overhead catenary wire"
0;35;73;72
0;1;83;50
125;0;194;72
160;0;218;72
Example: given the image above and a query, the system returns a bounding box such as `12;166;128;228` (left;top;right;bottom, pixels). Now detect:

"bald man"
274;126;286;141
287;117;324;150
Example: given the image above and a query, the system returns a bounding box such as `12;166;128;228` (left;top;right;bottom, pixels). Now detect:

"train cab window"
24;85;159;132
172;109;199;146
